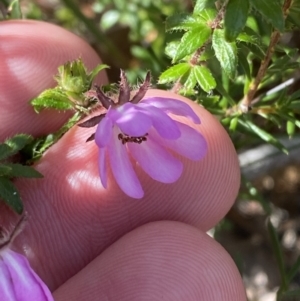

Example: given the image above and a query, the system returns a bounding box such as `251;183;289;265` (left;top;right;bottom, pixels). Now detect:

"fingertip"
0;20;108;140
53;221;246;301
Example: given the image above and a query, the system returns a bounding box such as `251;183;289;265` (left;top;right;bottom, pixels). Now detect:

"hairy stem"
239;0;293;112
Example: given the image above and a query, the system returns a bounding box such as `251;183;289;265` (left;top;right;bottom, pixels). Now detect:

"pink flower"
0;250;54;301
79;71;207;198
0;216;53;301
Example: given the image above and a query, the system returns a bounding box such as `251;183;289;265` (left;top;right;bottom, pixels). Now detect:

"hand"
0;20;246;300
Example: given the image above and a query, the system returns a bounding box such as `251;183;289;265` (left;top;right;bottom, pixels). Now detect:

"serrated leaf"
193;0;215;14
193;65;216;92
173;25;211;62
0;164;12;176
184;70;197;90
165;14;198;31
225;0;250;41
0;177;23;214
165;41;180;59
31;88;73;113
158;63;191;84
88;64;109;83
5;164;43;178
198;8;217;23
212;29;237;79
5;134;33;156
250;0;284;31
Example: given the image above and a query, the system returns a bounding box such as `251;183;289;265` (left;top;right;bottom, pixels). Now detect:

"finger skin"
0;20;108;141
53;221;246;301
5;89;240;290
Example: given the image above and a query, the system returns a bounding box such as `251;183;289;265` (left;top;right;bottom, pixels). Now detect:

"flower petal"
128;134;183;183
142;97;200;124
95;116;113;148
135;104;181;139
98;148;107;188
115;109;152;136
108;128;144;198
151;121;207;160
1;250;54;301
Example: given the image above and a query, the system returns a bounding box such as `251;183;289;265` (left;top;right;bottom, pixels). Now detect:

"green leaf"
0;143;13;161
31;88;73;113
165;14;198;31
193;0;215;14
193;65;216;92
267;219;289;291
239;118;288;153
238;51;251;79
158;63;191;84
0;177;23;214
225;0;250;41
5;164;43;178
88;64;109;83
229;116;239;131
184;70;197;90
0;164;12;176
7;0;22;19
286;119;295;137
5;134;33;156
250;0;284;31
212;29;237;79
165;41;180;59
173;24;211;62
287;255;300;283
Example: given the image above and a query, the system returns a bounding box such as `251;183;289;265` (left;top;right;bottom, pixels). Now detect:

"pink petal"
151;121;207;160
135;104;180;139
95;116;113;148
142;97;200;124
108;128;144;198
115;110;152;136
98;148;108;188
1;250;54;301
128;134;183;183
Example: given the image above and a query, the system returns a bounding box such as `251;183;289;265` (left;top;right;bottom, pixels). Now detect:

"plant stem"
239;0;293;112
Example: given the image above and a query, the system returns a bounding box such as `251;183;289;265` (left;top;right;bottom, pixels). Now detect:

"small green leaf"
7;0;22;19
0;177;23;214
250;0;284;31
100;10;120;30
193;0;215;14
0;144;13;161
0;164;12;176
173;24;211;62
5;164;43;178
239;118;288;153
88;64;109;83
5;134;33;156
159;63;191;84
225;0;250;41
193;65;216;92
286;119;295;137
267;219;289;291
165;14;198;31
31;88;73;113
212;29;238;79
229;116;239;131
238;51;251;79
184;70;197;90
165;41;180;59
287;256;300;283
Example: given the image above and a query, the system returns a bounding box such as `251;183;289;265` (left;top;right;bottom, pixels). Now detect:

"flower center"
118;133;148;145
